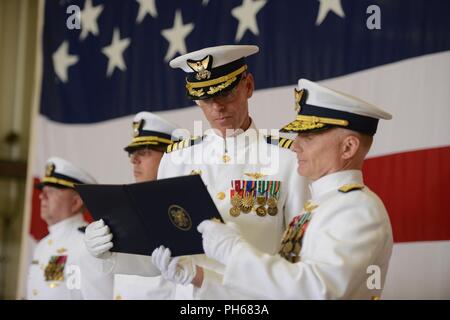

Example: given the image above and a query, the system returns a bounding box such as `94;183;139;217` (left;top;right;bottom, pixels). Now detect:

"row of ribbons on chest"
229;180;281;217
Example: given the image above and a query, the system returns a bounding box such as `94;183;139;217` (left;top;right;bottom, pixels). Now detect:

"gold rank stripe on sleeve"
338;183;365;193
166;136;203;153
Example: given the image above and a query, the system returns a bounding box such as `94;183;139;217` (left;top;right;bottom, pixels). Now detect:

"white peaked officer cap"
37;157;97;189
124;112;180;153
281;79;392;136
169;45;259;100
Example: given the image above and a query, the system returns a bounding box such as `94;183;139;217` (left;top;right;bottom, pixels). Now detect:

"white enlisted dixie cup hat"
280;79;392;136
169;45;259;100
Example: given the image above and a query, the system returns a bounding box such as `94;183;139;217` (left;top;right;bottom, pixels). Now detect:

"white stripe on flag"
383;241;450;299
29;50;450;299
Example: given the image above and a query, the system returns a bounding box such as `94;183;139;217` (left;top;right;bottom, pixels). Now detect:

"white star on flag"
79;0;103;40
136;0;158;24
52;41;78;83
315;0;345;26
231;0;267;42
101;29;131;77
161;10;194;62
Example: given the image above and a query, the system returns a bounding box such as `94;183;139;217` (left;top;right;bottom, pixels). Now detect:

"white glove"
84;219;113;259
197;220;242;265
151;246;196;286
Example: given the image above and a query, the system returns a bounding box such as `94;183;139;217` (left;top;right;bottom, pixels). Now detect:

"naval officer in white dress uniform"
192;78;394;299
150;45;309;299
27;157;113;299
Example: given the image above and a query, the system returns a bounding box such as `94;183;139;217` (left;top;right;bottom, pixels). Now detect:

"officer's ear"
243;73;254;99
341;134;360;160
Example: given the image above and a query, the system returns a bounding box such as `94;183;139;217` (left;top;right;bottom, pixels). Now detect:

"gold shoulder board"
166;136;202;153
338;183;365;193
265;136;294;149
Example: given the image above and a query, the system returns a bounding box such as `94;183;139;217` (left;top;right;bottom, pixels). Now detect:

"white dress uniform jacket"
27;214;113;299
222;170;393;299
107;253;175;300
156;122;309;299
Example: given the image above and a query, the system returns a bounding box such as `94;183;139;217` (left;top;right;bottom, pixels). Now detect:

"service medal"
267;197;278;208
229;206;240;217
241;205;252;214
241;194;254;208
256;196;266;206
282;241;294;254
231;193;242;207
268;206;278;216
256;181;268;205
256;205;267;217
294;242;302;255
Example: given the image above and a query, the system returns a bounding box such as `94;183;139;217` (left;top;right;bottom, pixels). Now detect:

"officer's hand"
151;246;197;286
197;220;242;265
84;219;113;259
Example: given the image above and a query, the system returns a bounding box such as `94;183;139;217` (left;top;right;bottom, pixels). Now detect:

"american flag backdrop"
19;0;450;299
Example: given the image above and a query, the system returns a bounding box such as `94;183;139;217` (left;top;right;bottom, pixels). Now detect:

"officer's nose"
130;153;140;165
39;188;47;200
210;100;225;112
292;136;304;156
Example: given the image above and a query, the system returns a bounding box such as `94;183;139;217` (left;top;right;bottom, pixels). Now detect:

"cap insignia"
45;163;55;177
294;88;307;113
187;55;213;80
133;119;145;137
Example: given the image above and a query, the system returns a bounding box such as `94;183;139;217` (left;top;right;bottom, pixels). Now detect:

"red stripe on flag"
30;178;93;241
364;146;450;243
30;178;48;240
30;146;449;243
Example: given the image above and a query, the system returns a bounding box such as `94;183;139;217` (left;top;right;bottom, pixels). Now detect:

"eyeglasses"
128;148;153;159
196;74;247;106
